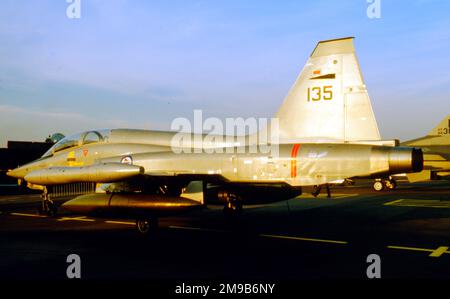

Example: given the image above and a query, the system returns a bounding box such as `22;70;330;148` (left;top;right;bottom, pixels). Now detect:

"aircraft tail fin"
427;114;450;136
274;37;381;142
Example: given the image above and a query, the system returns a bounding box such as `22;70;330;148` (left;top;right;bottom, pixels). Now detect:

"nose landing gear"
37;187;58;216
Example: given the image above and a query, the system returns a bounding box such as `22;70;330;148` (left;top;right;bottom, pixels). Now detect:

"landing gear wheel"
221;192;243;217
223;200;243;216
373;181;384;192
311;185;321;198
45;204;58;217
38;188;58;216
38;202;58;216
311;184;331;198
136;218;159;234
344;179;355;186
384;180;397;190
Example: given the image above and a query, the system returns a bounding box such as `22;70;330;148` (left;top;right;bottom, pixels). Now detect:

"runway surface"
1;180;450;283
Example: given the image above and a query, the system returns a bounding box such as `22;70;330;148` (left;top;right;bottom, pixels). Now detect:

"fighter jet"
401;115;450;182
368;114;450;191
7;37;423;233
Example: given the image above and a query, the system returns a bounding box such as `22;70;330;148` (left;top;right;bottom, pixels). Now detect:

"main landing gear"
311;184;331;198
373;178;397;191
38;187;58;216
218;190;243;217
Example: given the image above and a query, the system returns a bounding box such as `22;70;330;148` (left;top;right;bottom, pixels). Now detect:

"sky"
1;0;449;146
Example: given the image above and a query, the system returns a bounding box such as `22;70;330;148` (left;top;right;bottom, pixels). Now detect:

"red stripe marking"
290;144;301;178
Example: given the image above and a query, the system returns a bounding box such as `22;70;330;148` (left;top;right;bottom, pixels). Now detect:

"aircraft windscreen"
42;129;110;157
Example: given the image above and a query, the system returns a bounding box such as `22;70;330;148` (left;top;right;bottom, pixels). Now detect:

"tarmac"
1;180;449;285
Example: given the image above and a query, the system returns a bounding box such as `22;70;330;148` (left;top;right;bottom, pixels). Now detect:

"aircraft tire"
223;200;243;217
47;206;58;217
385;180;397;190
373;181;384;192
136;218;159;234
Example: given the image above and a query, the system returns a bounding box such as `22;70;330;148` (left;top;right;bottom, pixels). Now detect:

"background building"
0;133;64;192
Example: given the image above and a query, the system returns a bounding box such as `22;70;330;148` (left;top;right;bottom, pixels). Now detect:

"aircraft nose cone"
7;167;26;179
6;169;17;178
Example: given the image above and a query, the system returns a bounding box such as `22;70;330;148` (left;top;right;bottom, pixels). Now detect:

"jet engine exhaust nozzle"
388;147;423;174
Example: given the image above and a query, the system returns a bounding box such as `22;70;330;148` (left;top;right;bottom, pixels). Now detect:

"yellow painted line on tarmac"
387;245;450;257
384;199;450;208
169;225;203;231
57;216;96;222
384;199;404;206
299;193;358;199
105;220;135;226
260;234;348;245
430;246;450;257
387;245;432;253
169;225;227;233
10;212;47;218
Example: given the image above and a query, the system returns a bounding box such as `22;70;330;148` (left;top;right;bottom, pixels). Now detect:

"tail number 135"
307;86;333;102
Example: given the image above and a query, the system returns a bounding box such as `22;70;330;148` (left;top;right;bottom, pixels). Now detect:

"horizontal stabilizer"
406;170;431;183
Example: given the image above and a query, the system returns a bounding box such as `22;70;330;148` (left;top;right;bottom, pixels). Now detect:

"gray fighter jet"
369;114;449;191
7;37;423;233
401;115;450;182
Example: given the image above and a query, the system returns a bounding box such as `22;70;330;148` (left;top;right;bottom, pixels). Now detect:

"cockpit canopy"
42;129;111;157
